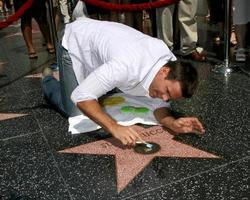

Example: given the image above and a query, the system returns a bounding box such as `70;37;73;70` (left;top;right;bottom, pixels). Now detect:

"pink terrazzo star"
4;32;22;38
25;71;59;81
0;61;8;65
0;113;27;121
59;126;221;193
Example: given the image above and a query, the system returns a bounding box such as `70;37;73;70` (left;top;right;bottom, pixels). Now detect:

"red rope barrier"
83;0;179;11
0;0;34;30
0;0;178;29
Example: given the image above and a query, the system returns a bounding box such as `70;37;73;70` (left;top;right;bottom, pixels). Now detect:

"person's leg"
235;24;246;49
59;0;71;24
232;0;249;62
235;24;246;62
0;1;3;13
178;0;206;61
42;74;67;116
52;0;61;31
109;0;119;22
178;0;198;55
33;5;54;52
157;5;175;49
20;15;37;58
57;43;82;117
134;11;143;32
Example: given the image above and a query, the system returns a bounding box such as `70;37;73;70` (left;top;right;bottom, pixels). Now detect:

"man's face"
149;67;183;101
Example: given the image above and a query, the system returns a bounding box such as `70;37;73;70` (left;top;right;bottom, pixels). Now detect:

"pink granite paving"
4;28;39;39
59;126;221;193
0;61;8;65
25;71;59;80
0;113;28;121
4;32;22;38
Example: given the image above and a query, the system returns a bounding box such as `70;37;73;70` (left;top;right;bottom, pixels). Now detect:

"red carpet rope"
83;0;179;11
0;0;178;29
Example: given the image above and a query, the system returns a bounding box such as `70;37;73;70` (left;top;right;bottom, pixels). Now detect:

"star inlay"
25;71;59;80
4;32;22;38
0;113;28;121
59;126;220;192
0;61;8;65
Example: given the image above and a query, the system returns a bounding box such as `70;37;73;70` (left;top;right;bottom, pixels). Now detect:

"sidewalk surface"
0;15;250;200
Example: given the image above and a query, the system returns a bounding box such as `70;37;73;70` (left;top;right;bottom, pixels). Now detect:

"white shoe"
235;48;246;62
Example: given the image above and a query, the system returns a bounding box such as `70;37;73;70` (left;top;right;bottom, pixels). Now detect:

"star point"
0;113;28;121
25;71;59;80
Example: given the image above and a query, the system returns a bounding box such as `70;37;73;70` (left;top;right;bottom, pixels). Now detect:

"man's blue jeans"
42;43;81;117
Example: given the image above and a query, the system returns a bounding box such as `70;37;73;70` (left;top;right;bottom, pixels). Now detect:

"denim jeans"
42;43;81;117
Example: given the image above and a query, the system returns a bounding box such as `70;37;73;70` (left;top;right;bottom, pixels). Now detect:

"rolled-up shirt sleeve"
71;72;107;103
71;60;128;104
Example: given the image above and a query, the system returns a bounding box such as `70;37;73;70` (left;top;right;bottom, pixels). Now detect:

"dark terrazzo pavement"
1;14;250;200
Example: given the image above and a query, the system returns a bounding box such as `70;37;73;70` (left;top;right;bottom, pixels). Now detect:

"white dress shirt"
62;17;176;110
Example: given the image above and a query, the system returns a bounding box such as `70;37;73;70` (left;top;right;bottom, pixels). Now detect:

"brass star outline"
59;126;220;192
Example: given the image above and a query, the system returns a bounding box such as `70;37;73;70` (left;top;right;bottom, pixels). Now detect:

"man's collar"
141;59;169;96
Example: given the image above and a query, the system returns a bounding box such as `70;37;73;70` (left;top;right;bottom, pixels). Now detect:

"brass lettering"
141;131;151;137
155;128;164;134
101;142;112;148
149;130;157;135
146;128;163;136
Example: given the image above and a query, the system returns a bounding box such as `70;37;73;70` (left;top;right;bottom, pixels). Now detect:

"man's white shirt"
62;17;176;110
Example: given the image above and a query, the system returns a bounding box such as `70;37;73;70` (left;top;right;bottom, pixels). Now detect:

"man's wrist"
160;116;175;129
106;121;120;135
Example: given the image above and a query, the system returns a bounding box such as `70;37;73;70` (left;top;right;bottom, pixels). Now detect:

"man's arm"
154;107;205;134
71;60;144;146
77;99;144;146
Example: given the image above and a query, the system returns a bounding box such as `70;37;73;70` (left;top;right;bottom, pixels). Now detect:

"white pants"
53;0;71;23
157;0;198;55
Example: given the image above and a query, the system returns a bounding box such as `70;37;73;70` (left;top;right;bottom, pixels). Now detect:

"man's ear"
161;66;170;76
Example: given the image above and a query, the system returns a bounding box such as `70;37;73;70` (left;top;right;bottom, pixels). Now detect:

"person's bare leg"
35;16;54;51
0;1;3;12
54;7;61;31
21;19;36;55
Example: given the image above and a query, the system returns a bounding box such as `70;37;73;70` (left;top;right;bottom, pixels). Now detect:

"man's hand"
169;117;205;135
154;107;205;135
110;124;145;146
77;100;145;147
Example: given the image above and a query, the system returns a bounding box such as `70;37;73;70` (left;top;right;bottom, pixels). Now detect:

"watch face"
134;142;161;155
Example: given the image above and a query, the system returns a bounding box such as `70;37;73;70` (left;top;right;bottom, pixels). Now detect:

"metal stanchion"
47;0;58;56
212;0;235;76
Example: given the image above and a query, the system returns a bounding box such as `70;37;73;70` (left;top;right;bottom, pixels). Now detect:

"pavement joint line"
31;109;75;200
1;130;41;142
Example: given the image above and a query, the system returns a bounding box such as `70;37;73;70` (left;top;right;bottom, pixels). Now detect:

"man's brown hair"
165;60;199;98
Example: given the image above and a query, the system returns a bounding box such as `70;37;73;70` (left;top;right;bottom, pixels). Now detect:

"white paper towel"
68;93;163;134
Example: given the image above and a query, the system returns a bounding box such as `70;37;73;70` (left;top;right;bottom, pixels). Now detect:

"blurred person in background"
0;0;12;16
157;0;207;62
13;0;55;59
232;0;250;62
206;0;225;44
52;0;71;31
